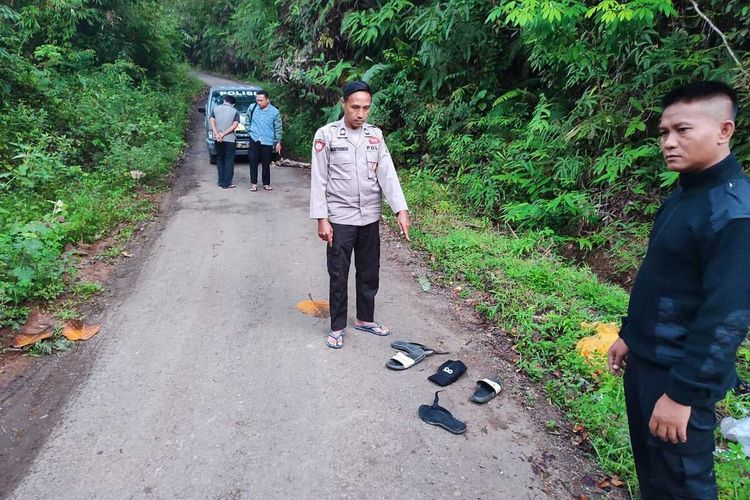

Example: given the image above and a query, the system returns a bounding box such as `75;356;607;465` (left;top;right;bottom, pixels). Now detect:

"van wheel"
209;154;217;165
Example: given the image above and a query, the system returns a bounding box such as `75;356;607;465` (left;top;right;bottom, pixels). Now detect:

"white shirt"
309;120;408;226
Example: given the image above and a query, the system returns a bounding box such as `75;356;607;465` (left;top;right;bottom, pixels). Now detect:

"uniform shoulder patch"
314;139;326;153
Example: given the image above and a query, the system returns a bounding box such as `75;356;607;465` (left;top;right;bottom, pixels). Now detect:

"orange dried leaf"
597;479;611;489
12;329;53;348
62;320;102;341
577;321;619;361
573;423;586;434
296;299;330;318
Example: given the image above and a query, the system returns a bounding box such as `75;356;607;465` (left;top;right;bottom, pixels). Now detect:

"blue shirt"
246;104;283;146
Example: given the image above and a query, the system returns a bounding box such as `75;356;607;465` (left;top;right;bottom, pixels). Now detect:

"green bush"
0;2;203;328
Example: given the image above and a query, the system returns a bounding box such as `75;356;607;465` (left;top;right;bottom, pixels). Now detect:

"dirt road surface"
1;73;616;499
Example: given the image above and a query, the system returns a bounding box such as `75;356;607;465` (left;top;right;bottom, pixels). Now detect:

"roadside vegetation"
175;0;750;495
0;2;202;332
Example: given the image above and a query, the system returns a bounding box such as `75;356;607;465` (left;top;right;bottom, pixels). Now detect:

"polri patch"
314;139;326;152
368;136;380;144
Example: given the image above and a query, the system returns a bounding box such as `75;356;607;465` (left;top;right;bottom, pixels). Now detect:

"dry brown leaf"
610;476;625;487
572;423;586;434
296;296;330;318
12;329;53;348
62;320;102;341
597;479;611;489
20;310;54;335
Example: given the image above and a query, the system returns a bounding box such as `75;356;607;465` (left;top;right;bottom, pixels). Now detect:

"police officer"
608;81;750;499
310;81;410;349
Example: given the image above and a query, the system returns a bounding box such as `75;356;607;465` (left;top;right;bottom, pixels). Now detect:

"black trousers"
215;141;236;188
249;141;273;186
624;353;718;499
327;221;380;331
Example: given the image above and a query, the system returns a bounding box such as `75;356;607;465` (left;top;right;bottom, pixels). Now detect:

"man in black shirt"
608;81;749;499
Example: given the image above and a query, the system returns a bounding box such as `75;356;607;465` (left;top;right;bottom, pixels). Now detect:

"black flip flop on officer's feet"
470;376;502;403
418;391;467;434
353;321;390;336
326;330;344;349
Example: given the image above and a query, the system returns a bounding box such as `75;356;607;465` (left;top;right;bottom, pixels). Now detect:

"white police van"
198;85;261;164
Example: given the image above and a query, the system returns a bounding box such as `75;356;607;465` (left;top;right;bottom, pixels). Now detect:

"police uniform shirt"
309;120;408;226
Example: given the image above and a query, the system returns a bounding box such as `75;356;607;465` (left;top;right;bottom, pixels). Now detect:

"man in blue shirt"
245;90;283;191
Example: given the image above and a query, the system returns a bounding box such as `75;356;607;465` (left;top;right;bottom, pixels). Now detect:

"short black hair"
257;90;269;98
662;81;738;119
342;80;372;101
223;95;236;105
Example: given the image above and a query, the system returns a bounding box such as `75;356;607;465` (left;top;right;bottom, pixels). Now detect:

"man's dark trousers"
327;221;379;331
249;140;273;186
624;353;718;499
215;141;236;188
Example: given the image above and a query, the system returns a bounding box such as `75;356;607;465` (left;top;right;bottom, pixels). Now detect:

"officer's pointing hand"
397;210;410;241
318;218;334;247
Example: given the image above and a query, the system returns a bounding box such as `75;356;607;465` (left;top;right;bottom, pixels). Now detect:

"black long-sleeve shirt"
621;154;750;406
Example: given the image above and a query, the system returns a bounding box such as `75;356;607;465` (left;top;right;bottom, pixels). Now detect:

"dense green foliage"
0;1;202;327
173;3;750;317
177;0;749;272
176;0;750;495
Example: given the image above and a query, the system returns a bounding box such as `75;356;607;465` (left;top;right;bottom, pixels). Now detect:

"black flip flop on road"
427;359;467;386
469;377;502;404
418;391;467;435
386;341;448;370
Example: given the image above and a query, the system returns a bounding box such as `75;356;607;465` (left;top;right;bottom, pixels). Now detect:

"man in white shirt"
310;81;410;349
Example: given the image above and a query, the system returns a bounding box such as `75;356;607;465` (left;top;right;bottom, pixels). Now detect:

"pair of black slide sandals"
386;340;502;435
